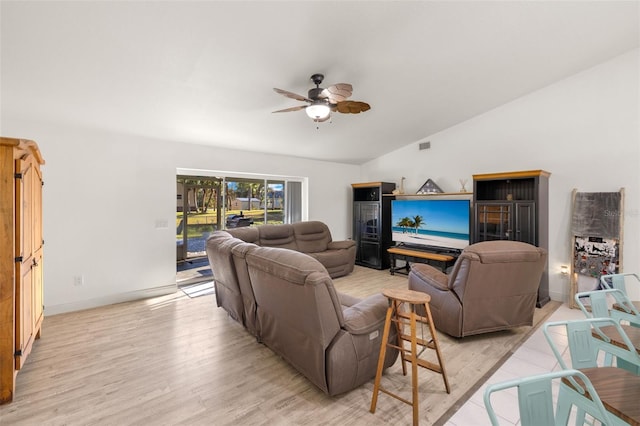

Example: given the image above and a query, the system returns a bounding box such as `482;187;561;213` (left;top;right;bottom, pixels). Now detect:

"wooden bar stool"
370;288;450;426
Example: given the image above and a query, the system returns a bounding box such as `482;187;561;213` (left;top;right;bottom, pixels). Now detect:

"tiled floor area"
446;303;587;426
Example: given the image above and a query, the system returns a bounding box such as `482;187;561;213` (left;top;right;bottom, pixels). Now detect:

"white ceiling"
2;1;638;164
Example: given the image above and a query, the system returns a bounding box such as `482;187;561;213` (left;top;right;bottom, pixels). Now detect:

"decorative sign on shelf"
416;178;444;195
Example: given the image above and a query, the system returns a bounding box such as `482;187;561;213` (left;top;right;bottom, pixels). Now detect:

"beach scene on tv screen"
391;199;470;250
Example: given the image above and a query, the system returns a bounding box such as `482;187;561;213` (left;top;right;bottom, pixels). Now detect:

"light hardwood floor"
0;266;559;425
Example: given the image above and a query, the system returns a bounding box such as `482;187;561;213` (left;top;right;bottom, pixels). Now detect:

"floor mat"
181;281;215;298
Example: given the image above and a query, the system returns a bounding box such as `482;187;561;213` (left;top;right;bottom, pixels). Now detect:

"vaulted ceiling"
2;1;638;164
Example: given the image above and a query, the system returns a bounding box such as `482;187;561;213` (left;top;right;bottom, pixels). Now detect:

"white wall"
361;49;640;303
3;49;637;313
0;119;360;314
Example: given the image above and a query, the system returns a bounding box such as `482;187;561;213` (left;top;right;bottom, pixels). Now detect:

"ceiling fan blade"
273;88;311;102
335;100;370;114
322;83;353;102
272;105;307;113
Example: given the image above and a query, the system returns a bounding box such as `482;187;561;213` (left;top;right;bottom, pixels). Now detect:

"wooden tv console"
387;246;458;275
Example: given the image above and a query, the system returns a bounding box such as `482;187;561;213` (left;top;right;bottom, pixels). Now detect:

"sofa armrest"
337;291;361;308
327;240;356;250
341;293;388;335
409;263;449;291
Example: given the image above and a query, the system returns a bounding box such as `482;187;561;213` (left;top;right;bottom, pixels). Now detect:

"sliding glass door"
177;171;306;262
176;176;223;260
224;177;266;227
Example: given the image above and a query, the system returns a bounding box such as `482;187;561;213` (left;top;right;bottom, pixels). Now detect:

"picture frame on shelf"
416;178;444;195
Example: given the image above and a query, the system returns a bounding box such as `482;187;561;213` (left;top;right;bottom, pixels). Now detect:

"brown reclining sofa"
226;221;356;279
205;230;398;396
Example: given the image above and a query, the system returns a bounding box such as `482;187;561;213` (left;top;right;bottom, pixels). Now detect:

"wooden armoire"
0;137;45;404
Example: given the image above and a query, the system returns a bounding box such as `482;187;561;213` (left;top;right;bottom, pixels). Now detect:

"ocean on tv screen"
391;199;470;250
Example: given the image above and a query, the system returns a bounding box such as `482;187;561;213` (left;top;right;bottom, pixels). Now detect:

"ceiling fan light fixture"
305;103;331;120
273;74;368;124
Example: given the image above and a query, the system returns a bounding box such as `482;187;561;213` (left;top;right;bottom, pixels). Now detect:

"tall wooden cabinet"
473;170;550;307
1;137;45;404
352;182;395;269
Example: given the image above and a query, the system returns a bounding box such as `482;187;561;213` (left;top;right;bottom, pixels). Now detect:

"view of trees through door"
176;175;287;262
176;176;223;262
225;177;285;228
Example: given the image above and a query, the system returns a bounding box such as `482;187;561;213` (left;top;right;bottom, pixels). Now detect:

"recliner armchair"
408;241;547;338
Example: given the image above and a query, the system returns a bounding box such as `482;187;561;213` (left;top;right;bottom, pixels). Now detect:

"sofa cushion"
257;224;298;250
226;226;259;243
307;251;347;269
292;221;332;253
308;251;355;279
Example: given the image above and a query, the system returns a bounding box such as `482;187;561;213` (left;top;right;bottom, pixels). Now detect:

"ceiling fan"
272;73;370;123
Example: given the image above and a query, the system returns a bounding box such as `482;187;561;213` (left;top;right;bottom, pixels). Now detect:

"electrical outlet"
73;275;84;286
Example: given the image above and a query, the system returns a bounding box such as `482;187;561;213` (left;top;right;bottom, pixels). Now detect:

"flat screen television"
391;199;471;251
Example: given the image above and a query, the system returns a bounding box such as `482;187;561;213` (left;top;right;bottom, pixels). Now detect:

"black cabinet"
352;182;395;269
473;170;550;306
475;201;536;244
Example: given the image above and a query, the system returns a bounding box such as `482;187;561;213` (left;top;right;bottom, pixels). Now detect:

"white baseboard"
548;289;568;304
44;284;178;316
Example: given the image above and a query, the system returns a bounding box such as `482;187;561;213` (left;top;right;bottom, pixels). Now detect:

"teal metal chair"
483;369;614;426
574;289;640;373
600;272;640;294
575;288;630;319
544;318;640;425
600;273;640;327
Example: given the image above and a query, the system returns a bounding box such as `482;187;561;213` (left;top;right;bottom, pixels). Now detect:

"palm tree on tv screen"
397;217;412;233
413;215;424;234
